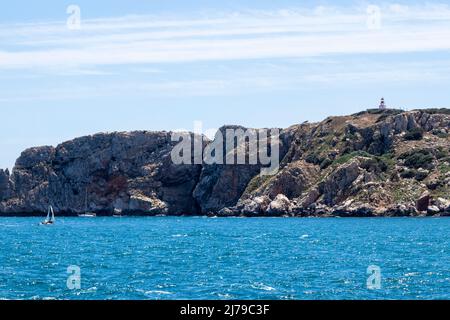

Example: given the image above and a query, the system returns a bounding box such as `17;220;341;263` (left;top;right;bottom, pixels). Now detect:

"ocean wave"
251;282;276;291
172;234;188;238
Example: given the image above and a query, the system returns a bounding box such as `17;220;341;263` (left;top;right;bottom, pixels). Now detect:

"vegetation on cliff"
1;109;450;217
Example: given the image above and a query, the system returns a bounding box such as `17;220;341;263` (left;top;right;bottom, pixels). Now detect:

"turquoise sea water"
0;217;448;300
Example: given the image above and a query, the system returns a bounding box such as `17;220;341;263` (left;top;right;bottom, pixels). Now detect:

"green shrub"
399;149;434;170
367;108;384;115
244;174;271;194
404;127;424;141
305;153;320;165
415;171;429;181
432;129;449;138
367;108;403;116
361;157;389;173
418;108;450;115
378;153;396;168
438;163;450;174
435;147;448;159
400;170;416;179
320;158;333;169
333;151;372;166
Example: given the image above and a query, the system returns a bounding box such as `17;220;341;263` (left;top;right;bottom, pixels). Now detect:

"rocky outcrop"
319;159;362;206
0;169;12;201
1;131;203;215
267;194;293;215
416;192;430;212
220;109;450;217
228;196;271;215
1;108;450;217
193;125;294;214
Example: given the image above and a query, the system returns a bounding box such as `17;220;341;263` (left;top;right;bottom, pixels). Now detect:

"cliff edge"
1;109;450;217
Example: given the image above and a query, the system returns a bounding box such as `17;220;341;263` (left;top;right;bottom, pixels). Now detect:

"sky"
1;0;450;169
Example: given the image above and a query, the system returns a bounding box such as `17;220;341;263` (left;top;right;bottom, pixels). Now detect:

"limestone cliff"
1;109;450;217
231;109;450;216
0;131;203;215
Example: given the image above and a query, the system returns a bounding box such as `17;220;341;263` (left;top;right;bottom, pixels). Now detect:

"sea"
0;217;448;300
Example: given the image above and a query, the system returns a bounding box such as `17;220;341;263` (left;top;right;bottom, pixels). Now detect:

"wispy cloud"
1;4;450;70
1;58;450;103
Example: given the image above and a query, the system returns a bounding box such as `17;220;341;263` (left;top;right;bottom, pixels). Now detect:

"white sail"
45;206;51;222
50;205;55;222
41;205;55;225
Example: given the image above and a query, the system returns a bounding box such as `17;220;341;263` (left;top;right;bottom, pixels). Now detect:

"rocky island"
1;108;450;217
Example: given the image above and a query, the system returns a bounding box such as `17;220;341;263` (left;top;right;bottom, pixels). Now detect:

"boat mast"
85;188;88;212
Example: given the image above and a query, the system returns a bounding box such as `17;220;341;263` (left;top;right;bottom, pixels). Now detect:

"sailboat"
41;205;55;225
78;189;97;217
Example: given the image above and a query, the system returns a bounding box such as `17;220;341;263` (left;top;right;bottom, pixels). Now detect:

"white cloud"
1;4;450;70
1;57;450;103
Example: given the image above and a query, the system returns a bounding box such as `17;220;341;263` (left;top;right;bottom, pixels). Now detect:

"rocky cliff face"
0;131;203;215
230;109;450;216
1;109;450;217
0;169;12;201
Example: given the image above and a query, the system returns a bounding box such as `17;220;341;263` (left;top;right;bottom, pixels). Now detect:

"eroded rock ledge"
1;109;450;217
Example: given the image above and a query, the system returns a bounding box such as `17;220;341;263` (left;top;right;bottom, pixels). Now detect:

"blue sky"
1;0;450;169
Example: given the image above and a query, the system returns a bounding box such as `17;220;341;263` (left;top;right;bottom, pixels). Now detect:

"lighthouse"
379;97;387;110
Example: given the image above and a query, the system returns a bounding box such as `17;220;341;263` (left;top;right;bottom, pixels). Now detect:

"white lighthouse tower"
379;97;387;110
